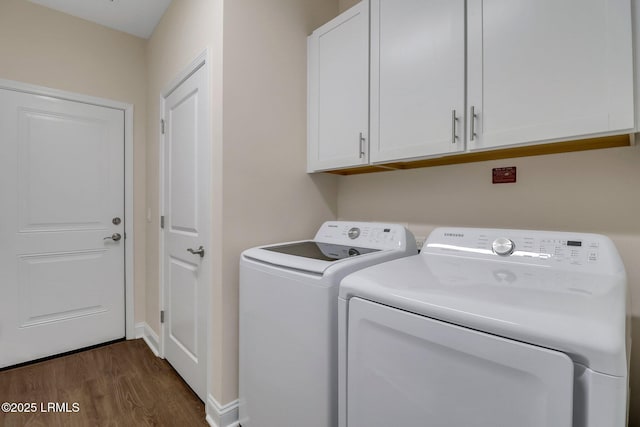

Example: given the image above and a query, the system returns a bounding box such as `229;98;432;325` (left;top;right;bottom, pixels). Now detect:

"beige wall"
221;0;339;403
0;0;147;324
146;0;339;404
337;143;640;423
339;0;361;12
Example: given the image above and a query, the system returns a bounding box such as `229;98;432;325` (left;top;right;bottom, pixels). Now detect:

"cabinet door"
370;0;466;163
467;0;634;151
307;2;369;172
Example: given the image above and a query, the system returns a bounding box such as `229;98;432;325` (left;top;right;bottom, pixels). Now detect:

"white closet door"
307;1;369;172
0;89;125;368
370;0;466;163
162;64;210;401
467;0;634;150
347;297;574;427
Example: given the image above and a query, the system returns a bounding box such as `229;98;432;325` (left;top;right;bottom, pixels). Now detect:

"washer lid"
243;241;382;275
242;221;418;275
243;242;332;274
340;228;628;377
263;241;380;261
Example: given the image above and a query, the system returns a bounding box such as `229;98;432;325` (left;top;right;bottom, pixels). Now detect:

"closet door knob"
104;233;122;242
187;246;205;258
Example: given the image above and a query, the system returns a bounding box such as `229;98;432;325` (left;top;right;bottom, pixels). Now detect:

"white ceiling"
27;0;173;39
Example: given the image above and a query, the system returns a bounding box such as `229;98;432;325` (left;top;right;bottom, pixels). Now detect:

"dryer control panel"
314;221;417;252
423;227;624;274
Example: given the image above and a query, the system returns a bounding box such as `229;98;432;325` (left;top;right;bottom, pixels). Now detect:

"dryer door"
346;297;574;427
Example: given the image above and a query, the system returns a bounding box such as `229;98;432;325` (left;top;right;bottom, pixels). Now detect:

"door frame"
158;49;211;396
0;78;136;340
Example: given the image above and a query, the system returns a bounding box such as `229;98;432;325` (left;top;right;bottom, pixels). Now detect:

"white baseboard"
206;394;239;427
135;322;160;357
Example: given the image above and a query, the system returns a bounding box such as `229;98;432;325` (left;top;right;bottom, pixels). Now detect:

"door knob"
104;233;122;242
187;246;205;258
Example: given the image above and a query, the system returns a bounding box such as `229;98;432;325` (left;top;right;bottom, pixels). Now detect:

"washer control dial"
492;237;515;256
347;227;360;240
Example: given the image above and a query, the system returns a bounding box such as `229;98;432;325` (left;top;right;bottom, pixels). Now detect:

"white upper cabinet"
307;2;369;172
307;0;635;172
467;0;635;151
370;0;466;163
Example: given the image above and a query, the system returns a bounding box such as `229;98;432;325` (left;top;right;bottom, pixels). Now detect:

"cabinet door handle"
470;106;478;141
451;110;458;144
359;132;366;158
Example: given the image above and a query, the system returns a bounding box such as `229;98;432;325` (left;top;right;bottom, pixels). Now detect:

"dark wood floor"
0;339;208;427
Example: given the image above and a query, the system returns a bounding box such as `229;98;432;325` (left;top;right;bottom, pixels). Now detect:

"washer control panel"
314;221;416;251
423;227;623;273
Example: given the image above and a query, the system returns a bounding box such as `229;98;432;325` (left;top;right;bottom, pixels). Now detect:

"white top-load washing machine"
338;227;629;427
239;221;417;427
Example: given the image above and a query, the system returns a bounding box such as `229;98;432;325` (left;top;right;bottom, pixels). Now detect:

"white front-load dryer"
338;227;629;427
239;221;417;427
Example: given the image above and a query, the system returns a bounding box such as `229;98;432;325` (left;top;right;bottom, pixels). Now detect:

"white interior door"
347;297;574;427
0;88;125;368
162;64;210;401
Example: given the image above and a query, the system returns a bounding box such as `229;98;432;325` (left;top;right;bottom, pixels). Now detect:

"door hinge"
160;310;165;324
160;215;165;229
161;118;165;135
